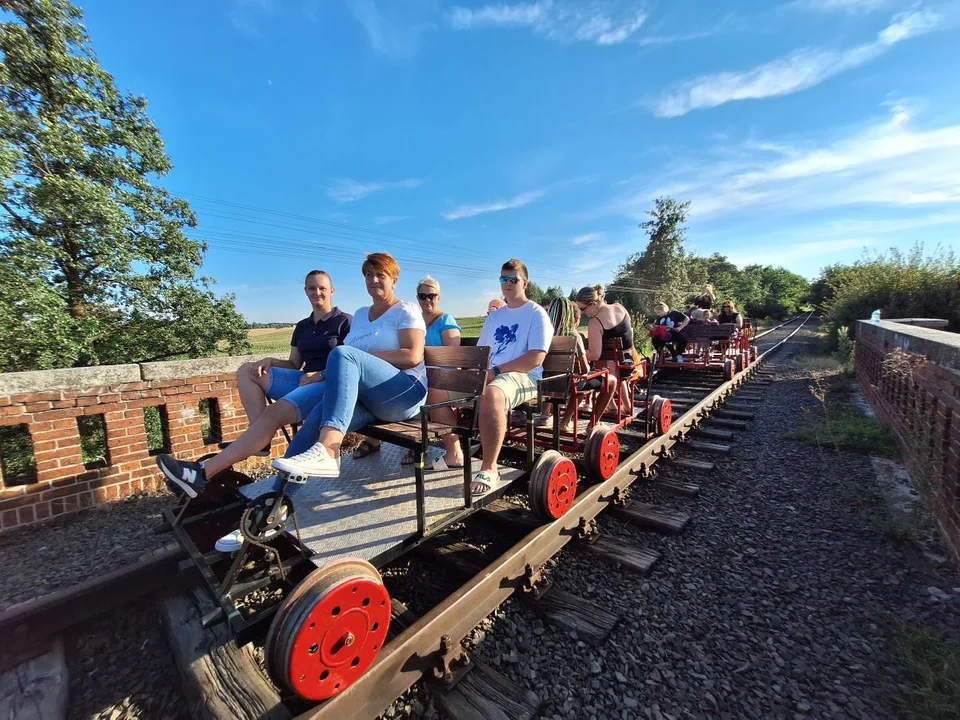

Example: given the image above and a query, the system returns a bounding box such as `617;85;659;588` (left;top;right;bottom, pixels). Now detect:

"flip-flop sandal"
470;470;501;497
400;449;416;466
352;440;381;459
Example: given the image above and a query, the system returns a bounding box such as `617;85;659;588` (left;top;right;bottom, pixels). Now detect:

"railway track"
0;314;812;719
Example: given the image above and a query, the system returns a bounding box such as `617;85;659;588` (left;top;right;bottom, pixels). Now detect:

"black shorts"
577;377;604;392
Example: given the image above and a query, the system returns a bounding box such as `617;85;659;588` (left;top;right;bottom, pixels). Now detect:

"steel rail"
0;546;187;672
303;313;814;719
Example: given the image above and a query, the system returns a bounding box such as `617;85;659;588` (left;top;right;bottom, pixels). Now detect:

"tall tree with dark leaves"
610;196;691;316
0;0;248;371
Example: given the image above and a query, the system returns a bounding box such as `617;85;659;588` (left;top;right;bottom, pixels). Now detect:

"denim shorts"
267;367;326;423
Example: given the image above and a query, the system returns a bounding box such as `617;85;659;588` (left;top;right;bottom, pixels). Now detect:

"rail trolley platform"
238;443;524;568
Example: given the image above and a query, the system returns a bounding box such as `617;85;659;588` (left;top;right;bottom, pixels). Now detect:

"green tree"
525;281;545;304
0;0;248;371
610;196;691;316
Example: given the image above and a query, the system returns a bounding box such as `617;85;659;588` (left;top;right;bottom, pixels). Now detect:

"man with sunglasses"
472;259;552;496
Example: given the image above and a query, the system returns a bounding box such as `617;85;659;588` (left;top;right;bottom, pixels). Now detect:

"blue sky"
77;0;960;321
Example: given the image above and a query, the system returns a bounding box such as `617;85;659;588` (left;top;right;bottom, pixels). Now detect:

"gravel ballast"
448;328;960;719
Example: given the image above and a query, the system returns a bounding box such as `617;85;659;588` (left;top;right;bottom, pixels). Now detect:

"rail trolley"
654;319;757;380
494;335;673;487
162;341;600;703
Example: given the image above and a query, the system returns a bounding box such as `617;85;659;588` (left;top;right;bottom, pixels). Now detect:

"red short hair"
362;252;400;281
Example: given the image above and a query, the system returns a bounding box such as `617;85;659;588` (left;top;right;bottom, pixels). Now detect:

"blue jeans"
268;368;326;422
284;346;427;457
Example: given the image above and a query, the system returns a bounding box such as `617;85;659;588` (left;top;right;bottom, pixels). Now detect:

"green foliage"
818;245;960;344
610;196;691;316
0;424;36;483
890;620;960;720
0;0;249;371
456;316;486;337
525;281;544;304
787;406;900;459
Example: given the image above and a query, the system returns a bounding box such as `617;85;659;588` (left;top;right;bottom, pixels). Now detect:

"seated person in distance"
650;302;690;361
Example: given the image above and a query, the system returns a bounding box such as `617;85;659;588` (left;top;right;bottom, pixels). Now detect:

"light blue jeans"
267;367;326;422
284;345;426;457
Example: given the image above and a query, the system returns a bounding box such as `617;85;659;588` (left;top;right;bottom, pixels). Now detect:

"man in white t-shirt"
472;258;553;495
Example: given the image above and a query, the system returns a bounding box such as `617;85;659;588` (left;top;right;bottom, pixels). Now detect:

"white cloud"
790;0;890;13
616;104;960;221
347;0;436;57
570;232;604;245
373;215;414;224
444;190;545;220
326;178;422;203
446;1;646;45
653;9;941;117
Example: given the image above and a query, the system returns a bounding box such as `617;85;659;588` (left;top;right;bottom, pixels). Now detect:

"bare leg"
477;385;507;474
318;426;344;458
236;362;273;425
203;399;297;477
593;376;616;420
428;389;463;465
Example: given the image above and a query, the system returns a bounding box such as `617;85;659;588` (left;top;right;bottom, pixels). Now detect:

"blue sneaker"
156;454;206;498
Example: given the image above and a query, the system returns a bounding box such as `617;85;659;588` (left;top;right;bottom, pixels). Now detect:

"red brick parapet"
855;319;960;562
0;355;275;532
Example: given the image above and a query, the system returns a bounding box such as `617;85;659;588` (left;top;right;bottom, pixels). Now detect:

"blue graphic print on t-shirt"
494;323;519;357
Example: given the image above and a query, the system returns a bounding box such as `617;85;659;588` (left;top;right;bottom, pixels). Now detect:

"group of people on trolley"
649;284;744;363
156;253;639;552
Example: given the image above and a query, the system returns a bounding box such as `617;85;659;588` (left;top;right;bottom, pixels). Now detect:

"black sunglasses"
499;275;520;285
417;293;438;301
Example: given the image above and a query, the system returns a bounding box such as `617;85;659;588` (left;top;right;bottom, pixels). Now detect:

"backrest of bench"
424;345;491;394
542;335;579;374
683;323;738;341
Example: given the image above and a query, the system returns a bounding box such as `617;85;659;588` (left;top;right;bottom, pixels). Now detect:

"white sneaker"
271;442;341;480
215;529;244;553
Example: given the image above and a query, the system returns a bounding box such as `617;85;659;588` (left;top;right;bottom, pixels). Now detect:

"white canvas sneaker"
271;442;341;480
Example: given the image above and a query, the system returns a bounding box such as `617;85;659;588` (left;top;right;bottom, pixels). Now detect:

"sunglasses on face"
417;293;438;301
499;275;520;285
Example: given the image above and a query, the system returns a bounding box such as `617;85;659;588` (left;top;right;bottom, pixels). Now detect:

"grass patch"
457;315;485;338
890;620;960;720
787;406;900;459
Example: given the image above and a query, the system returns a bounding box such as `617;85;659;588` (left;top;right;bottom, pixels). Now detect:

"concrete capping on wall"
139;354;272;381
890;318;950;329
0;354;275;393
857;320;960;373
0;364;142;395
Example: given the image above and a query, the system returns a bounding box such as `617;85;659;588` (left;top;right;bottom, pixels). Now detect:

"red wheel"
735;353;744;373
723;358;735;381
266;559;390;701
529;450;578;521
584;424;620;483
650;395;672;436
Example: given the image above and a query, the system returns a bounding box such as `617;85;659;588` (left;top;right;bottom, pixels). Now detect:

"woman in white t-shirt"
272;253;428;480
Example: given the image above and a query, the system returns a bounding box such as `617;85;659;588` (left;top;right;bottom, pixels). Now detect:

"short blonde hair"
655;302;670;312
417;276;440;294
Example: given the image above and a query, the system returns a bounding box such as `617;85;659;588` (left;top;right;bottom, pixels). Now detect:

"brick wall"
856;320;960;562
0;355;274;532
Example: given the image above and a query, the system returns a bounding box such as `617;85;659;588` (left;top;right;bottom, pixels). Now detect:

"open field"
246;316;487;355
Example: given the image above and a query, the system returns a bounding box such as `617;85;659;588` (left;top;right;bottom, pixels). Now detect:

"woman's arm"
585;318;603;362
574;336;590;374
283;347;303;370
369;328;425;369
441;328;462;347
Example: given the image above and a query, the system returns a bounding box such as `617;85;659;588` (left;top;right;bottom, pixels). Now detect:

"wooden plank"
668;457;714;471
580;536;660;575
425;345;491;370
651;478;701;496
715;409;755;420
693;427;734;441
478;499;542;533
706;418;749;430
427;368;486;394
433;660;541;720
0;639;67;720
686;440;730;454
159;587;290;720
610;502;690;535
528;587;618;643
